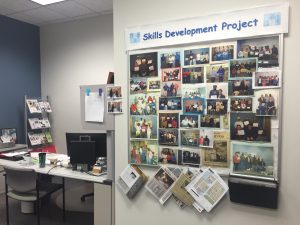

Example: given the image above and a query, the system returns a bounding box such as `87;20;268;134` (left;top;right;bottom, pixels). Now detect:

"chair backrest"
4;166;37;193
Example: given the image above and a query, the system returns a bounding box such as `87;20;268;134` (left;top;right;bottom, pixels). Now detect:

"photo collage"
128;36;280;179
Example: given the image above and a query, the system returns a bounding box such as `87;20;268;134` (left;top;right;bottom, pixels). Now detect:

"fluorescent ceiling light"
31;0;66;5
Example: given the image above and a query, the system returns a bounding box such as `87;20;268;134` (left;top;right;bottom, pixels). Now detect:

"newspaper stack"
117;164;148;199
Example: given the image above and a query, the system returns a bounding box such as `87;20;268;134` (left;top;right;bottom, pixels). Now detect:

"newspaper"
145;166;178;205
185;168;228;212
117;164;147;199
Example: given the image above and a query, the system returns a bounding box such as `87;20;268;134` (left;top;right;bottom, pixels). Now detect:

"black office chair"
3;166;66;225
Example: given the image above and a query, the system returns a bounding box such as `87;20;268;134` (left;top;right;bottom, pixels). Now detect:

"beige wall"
113;0;300;225
40;14;113;153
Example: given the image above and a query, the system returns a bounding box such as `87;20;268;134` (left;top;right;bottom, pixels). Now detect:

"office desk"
0;158;113;225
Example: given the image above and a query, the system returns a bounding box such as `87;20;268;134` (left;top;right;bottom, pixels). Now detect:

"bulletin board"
126;3;288;181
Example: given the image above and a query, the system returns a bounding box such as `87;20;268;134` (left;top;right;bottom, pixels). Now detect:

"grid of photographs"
128;36;281;180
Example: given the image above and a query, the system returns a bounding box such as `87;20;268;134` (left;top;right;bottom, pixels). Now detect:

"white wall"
113;0;300;225
40;14;113;153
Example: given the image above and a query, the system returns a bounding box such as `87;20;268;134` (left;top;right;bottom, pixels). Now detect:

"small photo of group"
253;71;281;89
130;140;158;166
237;36;279;68
200;115;220;128
202;140;229;168
229;58;257;79
161;68;181;82
159;97;182;111
130;115;158;139
206;63;229;83
130;78;147;94
230;113;271;142
130;93;158;115
179;115;199;128
107;86;122;99
147;78;160;92
184;47;210;66
159;113;179;129
228;79;254;96
230;97;253;112
254;89;279;116
158;129;178;146
182;85;206;99
130;52;158;77
206;83;228;99
211;44;234;62
158;147;178;165
207;99;228;115
199;129;214;148
182;67;204;84
178;148;201;167
161;81;181;97
183;98;205;115
160;51;181;68
180;129;199;147
107;100;122;113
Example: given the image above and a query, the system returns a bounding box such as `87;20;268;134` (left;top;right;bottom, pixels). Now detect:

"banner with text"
125;3;289;51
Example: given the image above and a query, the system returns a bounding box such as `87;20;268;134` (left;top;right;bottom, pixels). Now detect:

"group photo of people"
183;98;205;114
162;68;181;82
182;67;204;84
130;52;158;77
107;101;122;113
211;44;234;61
182;86;205;99
184;48;210;65
159;113;179;129
230;97;253;112
207;84;228;99
254;71;280;88
206;64;228;83
180;130;199;147
181;149;201;166
160;52;181;68
130;78;147;94
159;147;177;164
228;79;254;96
237;36;279;68
161;82;181;97
203;141;228;167
130;141;158;166
207;100;228;115
159;97;182;110
180;115;199;128
200;115;220;128
147;78;160;92
130;116;157;139
229;58;257;78
199;129;214;148
254;90;278;116
159;129;178;146
130;94;158;115
107;86;122;99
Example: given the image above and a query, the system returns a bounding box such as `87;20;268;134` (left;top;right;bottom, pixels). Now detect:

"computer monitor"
66;133;107;159
69;141;96;167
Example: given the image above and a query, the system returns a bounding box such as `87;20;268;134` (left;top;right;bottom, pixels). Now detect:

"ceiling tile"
0;0;40;12
46;0;95;18
7;12;40;25
74;0;112;13
0;6;16;15
22;7;67;22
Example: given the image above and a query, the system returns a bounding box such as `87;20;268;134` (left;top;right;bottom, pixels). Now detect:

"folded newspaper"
117;164;148;199
185;168;228;212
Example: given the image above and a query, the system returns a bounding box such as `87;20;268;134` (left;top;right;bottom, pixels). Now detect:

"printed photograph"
206;63;229;83
178;149;201;166
182;67;204;84
159;147;178;165
107;100;122;113
147;78;161;92
160;51;181;68
211;44;234;62
161;67;181;82
254;89;279;116
200;115;220;128
154;167;175;189
202;141;229;168
159;113;179;129
229;58;257;79
183;98;205;115
221;114;229;129
206;83;228;99
231;142;274;178
207;99;228;115
180;115;199;128
130;52;158;77
130;93;158;115
228;79;254;96
1;128;17;143
230;97;253;112
159;97;182;111
107;86;122;99
199;129;214;148
230;113;271;142
184;47;210;65
130;115;158;139
180;130;200;147
159;129;178;146
182;85;206;99
253;71;281;89
130;78;147;94
237;36;279;68
161;81;181;97
130;140;158;166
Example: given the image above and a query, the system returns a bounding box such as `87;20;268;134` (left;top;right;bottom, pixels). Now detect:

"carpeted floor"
0;179;93;225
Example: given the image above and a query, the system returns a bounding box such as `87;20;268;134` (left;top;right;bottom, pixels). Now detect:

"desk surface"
0;158;109;184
